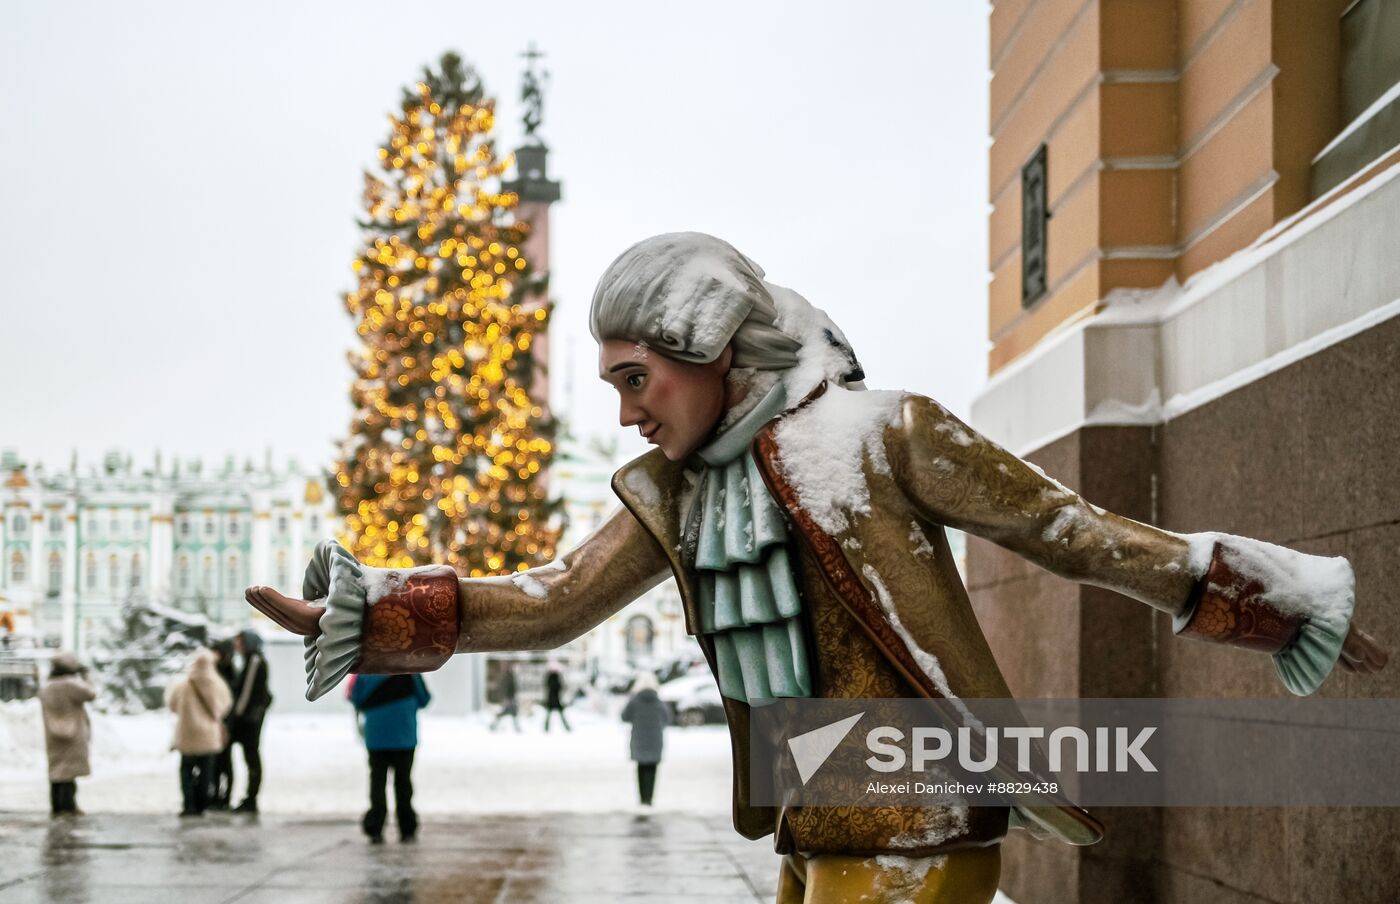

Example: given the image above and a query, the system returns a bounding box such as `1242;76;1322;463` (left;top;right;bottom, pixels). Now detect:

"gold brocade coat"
453;386;1200;854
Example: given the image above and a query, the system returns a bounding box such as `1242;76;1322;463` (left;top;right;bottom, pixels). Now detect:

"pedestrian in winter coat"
489;663;520;732
208;638;238;810
38;651;96;817
229;629;273;812
351;674;430;843
166;648;233;816
620;672;671;806
542;662;570;732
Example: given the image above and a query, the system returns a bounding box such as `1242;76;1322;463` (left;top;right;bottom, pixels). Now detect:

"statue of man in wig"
249;232;1387;903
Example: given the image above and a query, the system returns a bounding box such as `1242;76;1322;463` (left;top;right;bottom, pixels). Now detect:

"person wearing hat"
38;651;96;817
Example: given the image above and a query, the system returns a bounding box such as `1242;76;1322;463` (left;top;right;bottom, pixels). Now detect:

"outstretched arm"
247;504;672;699
887;393;1387;692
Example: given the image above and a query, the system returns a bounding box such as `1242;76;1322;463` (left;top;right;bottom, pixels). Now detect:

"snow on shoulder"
772;385;905;535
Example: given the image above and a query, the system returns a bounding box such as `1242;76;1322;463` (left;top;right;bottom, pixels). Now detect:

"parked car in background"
656;670;725;726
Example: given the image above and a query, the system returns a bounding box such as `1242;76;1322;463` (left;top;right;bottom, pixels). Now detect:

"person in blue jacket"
350;673;430;843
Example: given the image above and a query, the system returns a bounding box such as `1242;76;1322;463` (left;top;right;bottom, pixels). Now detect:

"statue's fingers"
1360;634;1389;672
245;586;322;636
1340;625;1388;674
244;586;296;633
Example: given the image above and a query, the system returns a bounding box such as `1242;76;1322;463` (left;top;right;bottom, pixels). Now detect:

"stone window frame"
275;550;290;592
177;555;192;593
107;553;121;597
201;553;216;597
225;552;242;593
48;551;62;595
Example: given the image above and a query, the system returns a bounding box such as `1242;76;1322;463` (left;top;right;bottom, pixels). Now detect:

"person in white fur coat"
166;648;233;817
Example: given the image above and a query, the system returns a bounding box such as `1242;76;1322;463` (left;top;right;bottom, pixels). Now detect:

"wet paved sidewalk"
0;811;779;903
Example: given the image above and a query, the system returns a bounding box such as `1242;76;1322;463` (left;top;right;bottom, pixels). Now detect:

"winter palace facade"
0;449;332;653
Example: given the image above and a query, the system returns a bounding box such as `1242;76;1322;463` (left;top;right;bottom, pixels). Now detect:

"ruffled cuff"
1174;538;1356;696
299;540;463;702
301;540;368;701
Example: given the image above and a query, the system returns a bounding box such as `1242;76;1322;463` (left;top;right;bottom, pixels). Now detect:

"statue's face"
599;339;732;461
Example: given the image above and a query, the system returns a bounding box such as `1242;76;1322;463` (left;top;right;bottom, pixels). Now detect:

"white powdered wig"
590;232;803;371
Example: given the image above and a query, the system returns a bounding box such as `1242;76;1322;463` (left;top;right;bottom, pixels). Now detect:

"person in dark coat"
208;638;238;810
229;629;273;813
620;672;671;806
351;673;431;843
489;663;521;732
38;652;96;817
542;661;571;732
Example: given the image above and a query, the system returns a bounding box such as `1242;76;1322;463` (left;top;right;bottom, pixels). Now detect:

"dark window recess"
1021;144;1049;307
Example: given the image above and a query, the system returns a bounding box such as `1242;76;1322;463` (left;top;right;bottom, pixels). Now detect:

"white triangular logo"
787;712;865;785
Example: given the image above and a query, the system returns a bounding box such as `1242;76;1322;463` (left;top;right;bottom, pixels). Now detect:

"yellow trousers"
776;846;1001;904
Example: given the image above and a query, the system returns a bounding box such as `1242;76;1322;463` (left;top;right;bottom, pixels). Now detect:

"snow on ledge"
972;155;1400;456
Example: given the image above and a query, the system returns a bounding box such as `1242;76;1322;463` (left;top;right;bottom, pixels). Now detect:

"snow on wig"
589;232;802;370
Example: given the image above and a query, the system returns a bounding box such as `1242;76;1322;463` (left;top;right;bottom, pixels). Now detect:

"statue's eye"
626;373;645;389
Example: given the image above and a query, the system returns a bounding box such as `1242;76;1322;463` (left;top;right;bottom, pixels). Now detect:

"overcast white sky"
0;1;990;475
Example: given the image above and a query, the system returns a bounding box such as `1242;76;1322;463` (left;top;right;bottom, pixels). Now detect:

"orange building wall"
987;0;1348;373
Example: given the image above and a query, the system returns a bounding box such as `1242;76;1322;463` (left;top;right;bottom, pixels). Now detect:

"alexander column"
503;43;563;414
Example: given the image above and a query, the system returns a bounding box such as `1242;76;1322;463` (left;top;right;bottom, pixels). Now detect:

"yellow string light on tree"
331;52;561;573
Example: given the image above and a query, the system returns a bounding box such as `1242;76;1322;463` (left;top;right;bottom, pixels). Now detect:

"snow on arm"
1178;531;1354;629
510;572;550;600
890;393;1199;615
360;564;460;606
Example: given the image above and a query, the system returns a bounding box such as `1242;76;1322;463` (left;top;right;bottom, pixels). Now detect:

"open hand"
1337;622;1388;674
245;586;324;638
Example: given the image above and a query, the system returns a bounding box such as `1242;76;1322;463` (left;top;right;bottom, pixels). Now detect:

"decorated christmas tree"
333;52;562;576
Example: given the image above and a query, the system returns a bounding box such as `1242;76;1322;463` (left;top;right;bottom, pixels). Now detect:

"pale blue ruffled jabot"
684;380;812;703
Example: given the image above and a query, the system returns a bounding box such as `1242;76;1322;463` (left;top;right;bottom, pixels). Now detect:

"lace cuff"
299;540;463;701
301;540;369;701
1273;607;1352;697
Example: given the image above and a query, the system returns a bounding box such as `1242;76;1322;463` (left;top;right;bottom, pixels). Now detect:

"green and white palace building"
0;449;333;654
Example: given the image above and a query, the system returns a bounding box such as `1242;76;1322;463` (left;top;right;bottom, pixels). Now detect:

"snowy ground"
1;698;1016;902
0;698;733;815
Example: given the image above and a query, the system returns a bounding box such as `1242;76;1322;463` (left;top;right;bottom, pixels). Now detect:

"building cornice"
972;158;1400;456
